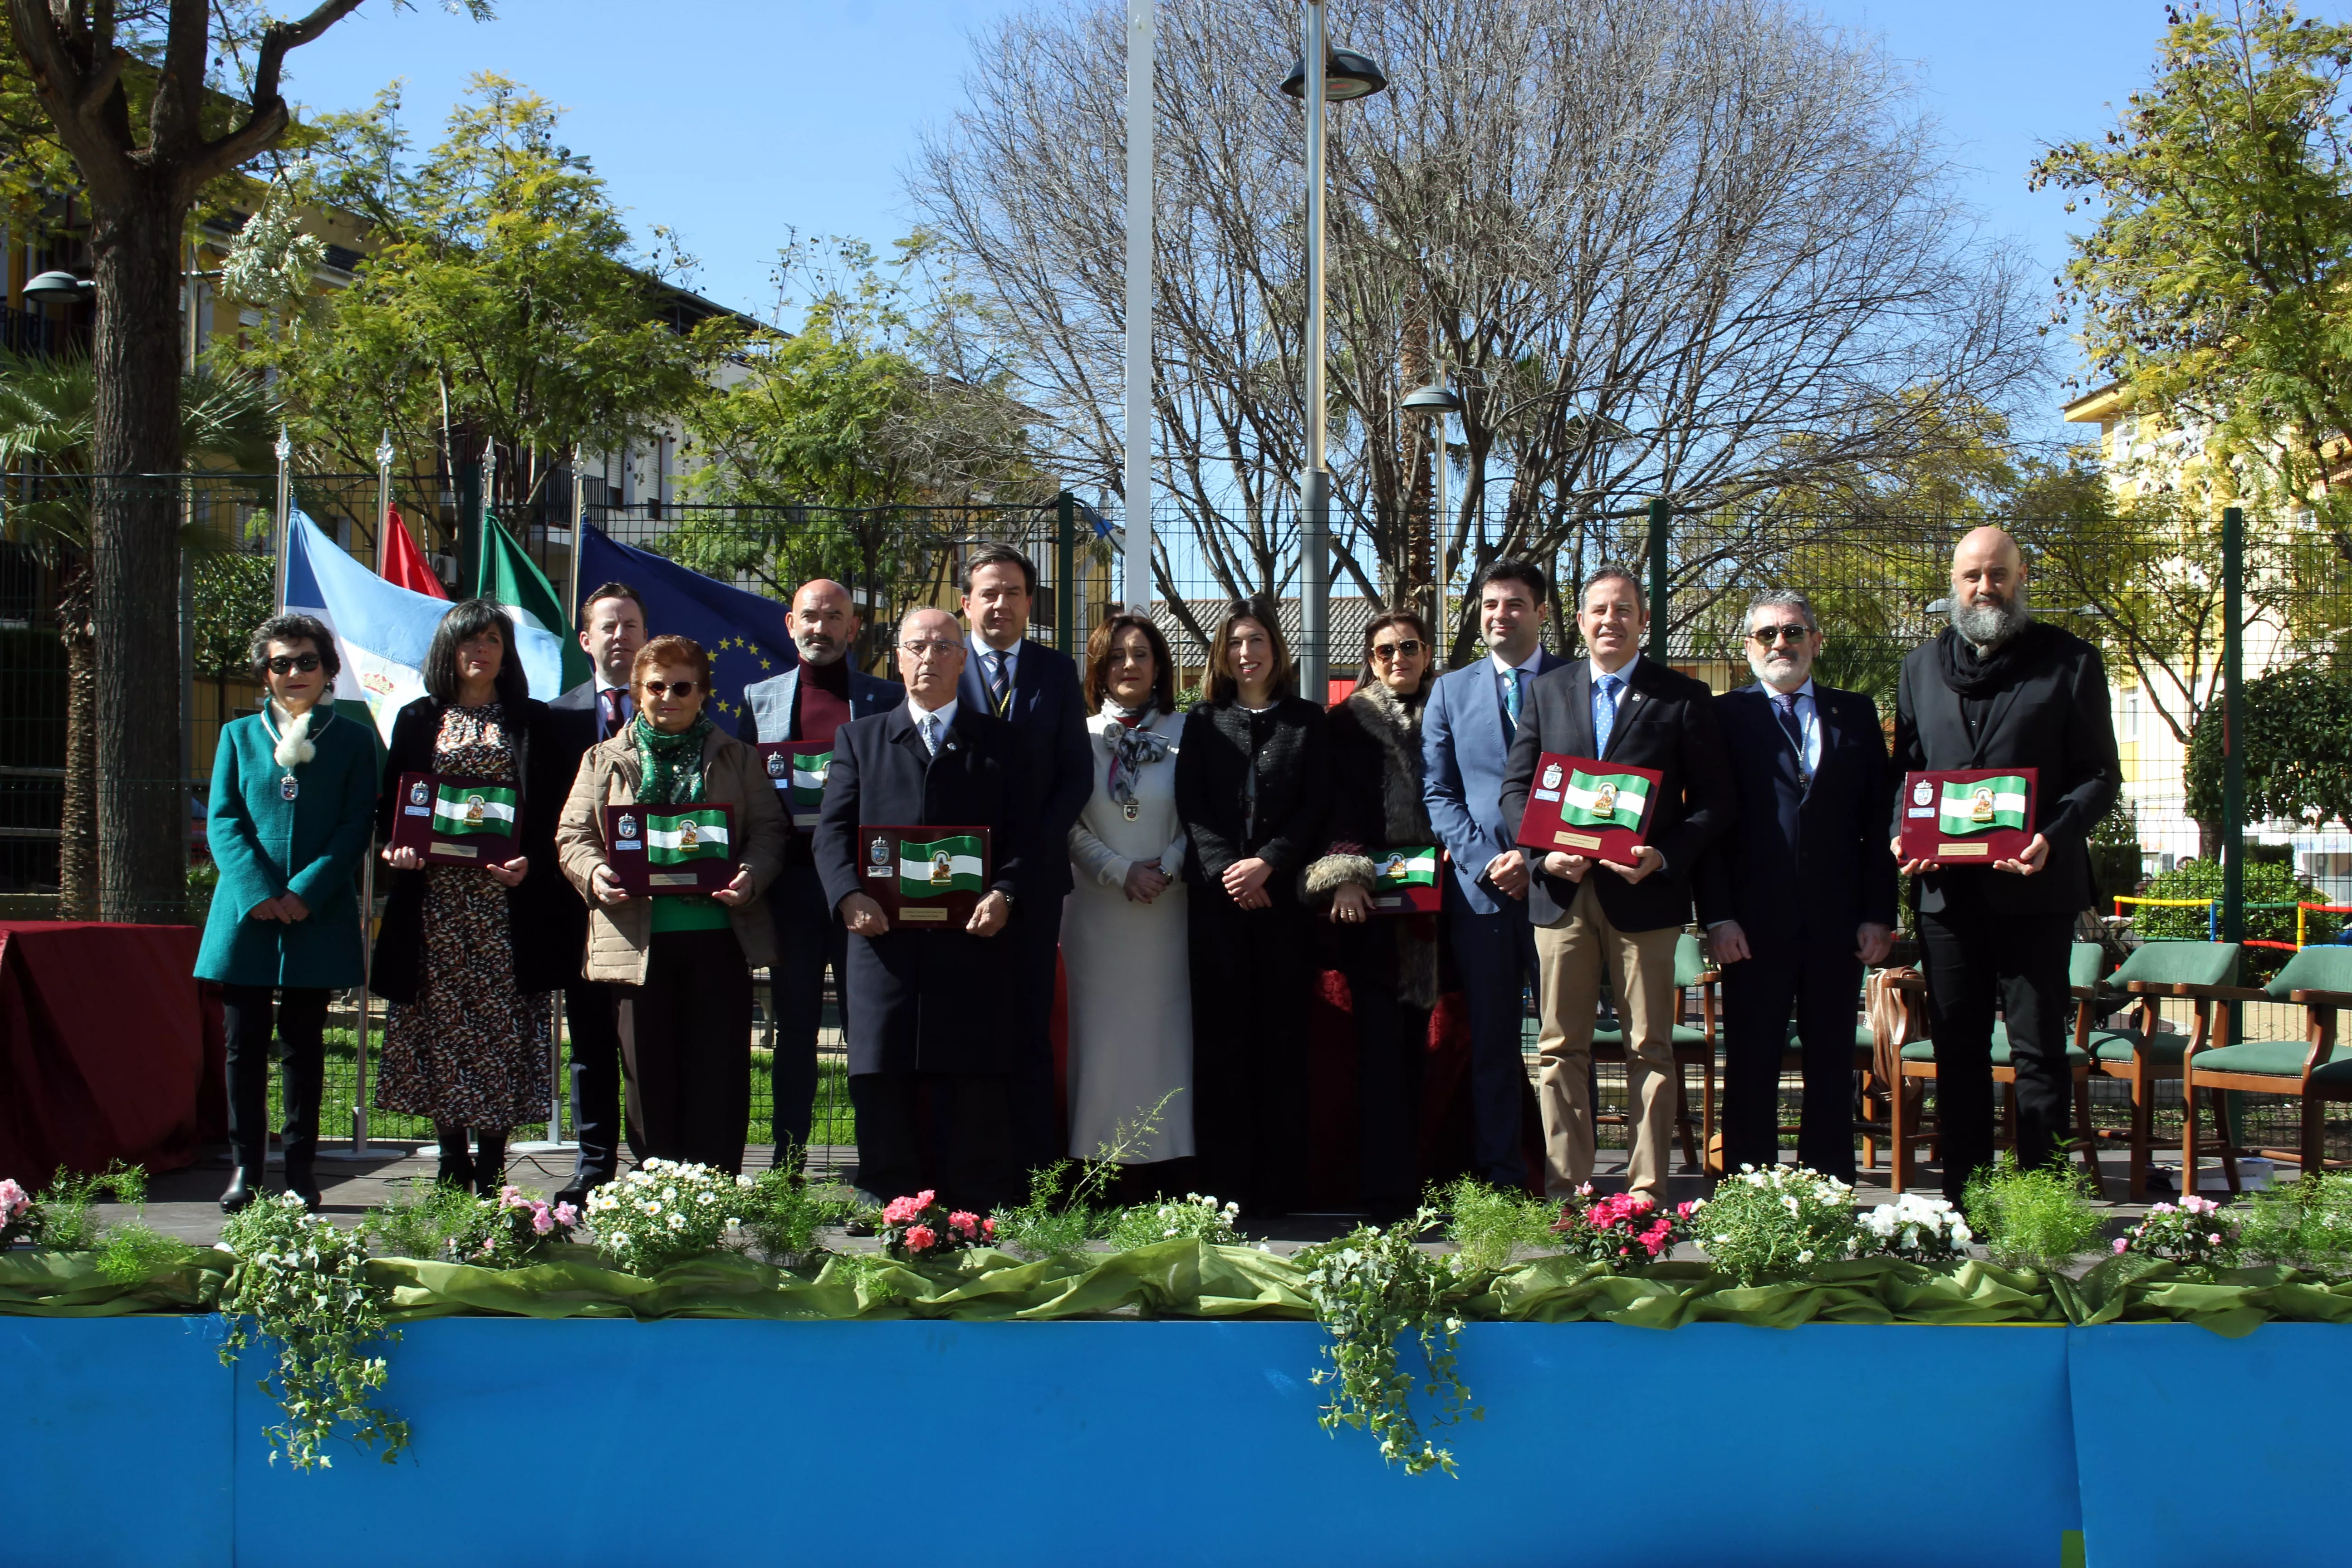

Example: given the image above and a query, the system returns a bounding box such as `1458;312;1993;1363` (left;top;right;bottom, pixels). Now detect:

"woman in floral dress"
372;598;577;1194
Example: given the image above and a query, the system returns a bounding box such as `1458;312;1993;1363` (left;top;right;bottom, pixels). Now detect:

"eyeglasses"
899;639;963;659
1749;624;1812;646
265;653;321;675
641;680;700;698
1368;640;1424;662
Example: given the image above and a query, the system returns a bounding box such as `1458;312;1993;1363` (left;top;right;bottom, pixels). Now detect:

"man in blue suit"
956;543;1093;1174
738;578;903;1157
1421;561;1564;1191
1696;589;1896;1182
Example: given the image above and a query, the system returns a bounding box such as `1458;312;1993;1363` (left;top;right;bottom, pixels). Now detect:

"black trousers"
1188;891;1313;1215
1917;904;2078;1204
767;862;846;1154
1336;925;1426;1209
220;985;328;1175
1449;898;1541;1190
616;928;754;1173
1004;897;1066;1178
850;1072;1017;1215
1720;938;1863;1182
564;977;627;1180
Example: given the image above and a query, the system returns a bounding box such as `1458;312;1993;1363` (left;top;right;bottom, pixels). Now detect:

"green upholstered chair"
1881;942;2107;1196
2080;940;2241;1200
1589;931;1719;1174
2181;946;2352;1192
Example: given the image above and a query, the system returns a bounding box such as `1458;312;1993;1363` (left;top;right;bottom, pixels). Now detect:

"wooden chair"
1591;931;1718;1174
1880;942;2106;1196
2181;946;2352;1193
2080;940;2241;1200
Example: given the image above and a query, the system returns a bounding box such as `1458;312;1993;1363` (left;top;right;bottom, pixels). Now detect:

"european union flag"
575;524;799;730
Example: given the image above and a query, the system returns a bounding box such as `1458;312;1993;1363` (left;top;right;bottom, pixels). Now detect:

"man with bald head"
813;607;1029;1210
740;578;902;1156
1892;525;2118;1205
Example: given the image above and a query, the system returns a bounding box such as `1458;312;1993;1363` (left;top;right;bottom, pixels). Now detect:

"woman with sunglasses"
372;598;577;1195
557;634;787;1171
196;615;378;1212
1303;610;1444;1220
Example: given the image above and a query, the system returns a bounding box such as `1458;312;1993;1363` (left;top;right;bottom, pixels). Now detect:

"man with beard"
1891;526;2118;1205
1698;589;1896;1181
740;579;903;1156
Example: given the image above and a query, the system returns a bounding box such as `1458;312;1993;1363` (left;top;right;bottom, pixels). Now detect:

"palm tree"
0;352;275;916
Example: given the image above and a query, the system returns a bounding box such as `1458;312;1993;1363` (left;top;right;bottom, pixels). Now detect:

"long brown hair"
1205;596;1294;703
1356;609;1434;700
1084;612;1176;712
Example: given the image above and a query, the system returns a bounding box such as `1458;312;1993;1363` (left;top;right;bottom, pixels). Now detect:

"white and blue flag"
281;509;564;744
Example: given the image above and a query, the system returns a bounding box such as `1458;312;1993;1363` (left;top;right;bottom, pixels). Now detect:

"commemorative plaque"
1512;752;1662;869
858;823;992;926
755;740;835;830
1368;845;1442;915
604;801;740;896
388;771;519;867
1897;768;2039;867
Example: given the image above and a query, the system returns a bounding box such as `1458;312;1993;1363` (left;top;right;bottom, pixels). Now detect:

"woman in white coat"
1063;612;1193;1170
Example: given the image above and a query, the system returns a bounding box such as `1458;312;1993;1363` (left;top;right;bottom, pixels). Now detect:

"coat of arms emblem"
680;818;700;849
765;751;788;778
1970;785;1996;823
464;793;486;825
1592;780;1619;818
930;849;954;885
1540;762;1563;791
617;814;637;840
409;779;429;807
1912;779;1933;807
868;835;890;867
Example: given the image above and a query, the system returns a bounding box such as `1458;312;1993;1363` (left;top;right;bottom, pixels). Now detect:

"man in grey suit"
738;578;903;1156
1421;561;1565;1191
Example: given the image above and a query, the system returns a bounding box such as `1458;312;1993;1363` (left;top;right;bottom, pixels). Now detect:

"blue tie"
921;713;941;756
1593;674;1622;756
987;650;1012;715
1501;668;1524;738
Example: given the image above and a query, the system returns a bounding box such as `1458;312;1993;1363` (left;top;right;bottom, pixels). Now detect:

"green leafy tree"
2186;663;2352;833
0;353;274;916
230;74;734;532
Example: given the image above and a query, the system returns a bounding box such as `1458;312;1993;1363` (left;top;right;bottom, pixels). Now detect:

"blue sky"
281;0;2291;439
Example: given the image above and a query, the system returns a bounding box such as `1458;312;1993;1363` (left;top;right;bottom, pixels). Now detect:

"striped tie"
987;650;1012;715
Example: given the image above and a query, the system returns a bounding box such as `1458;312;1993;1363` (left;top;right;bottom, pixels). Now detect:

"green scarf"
631;711;714;806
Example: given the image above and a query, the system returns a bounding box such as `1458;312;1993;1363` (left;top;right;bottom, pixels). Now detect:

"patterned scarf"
632;711;714;806
1100;702;1173;813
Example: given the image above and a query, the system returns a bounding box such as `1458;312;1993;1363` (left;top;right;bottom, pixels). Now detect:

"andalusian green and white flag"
899;834;985;897
790;750;832;812
644;808;731;863
1938;775;2029;835
478;512;593;691
431;782;517;835
1559;769;1651;830
1374;847;1438;890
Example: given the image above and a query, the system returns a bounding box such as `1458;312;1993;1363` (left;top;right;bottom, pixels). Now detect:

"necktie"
987;650;1012;715
1593;674;1622;756
1774;691;1809;782
920;713;940;756
1501;667;1524;738
599;687;629;740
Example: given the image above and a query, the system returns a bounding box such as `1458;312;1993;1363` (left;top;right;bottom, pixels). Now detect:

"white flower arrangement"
1108;1192;1245;1251
1857;1191;1974;1259
583;1158;751;1274
1687;1164;1863;1285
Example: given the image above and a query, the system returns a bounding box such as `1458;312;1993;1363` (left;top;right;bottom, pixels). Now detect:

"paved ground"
102;1141;2225;1256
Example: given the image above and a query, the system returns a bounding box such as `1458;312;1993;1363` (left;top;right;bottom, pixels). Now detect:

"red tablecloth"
0;921;216;1189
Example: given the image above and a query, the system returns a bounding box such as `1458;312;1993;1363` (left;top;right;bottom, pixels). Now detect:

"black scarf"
1933;620;2055;700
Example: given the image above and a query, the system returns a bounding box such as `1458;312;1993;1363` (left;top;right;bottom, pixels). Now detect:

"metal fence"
7;473;2352;1166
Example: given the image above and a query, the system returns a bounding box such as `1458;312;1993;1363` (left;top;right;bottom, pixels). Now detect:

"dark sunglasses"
642;679;700;698
265;652;322;675
1749;624;1811;646
1368;639;1425;661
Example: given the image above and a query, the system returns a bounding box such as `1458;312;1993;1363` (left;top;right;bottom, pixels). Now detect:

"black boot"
473;1131;509;1198
219;1166;262;1213
283;1147;322;1213
435;1123;475;1191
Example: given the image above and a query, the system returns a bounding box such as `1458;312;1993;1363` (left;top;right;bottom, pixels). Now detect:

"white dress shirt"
907;694;960;752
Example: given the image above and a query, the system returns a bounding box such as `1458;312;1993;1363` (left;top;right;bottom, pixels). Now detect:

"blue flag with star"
575;524;798;730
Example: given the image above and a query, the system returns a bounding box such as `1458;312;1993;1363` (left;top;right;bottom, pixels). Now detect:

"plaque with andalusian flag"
1898;768;2039;867
755;740;835;830
1369;845;1442;914
1512;752;1662;868
858;823;992;926
388;771;519;866
604;801;740;896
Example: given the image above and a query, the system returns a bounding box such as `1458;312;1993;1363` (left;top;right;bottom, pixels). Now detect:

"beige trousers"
1532;877;1683;1198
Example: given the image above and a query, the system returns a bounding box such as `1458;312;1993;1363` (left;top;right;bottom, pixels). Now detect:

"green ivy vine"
1299;1208;1482;1478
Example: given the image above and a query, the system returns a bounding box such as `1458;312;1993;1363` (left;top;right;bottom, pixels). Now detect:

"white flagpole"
1123;0;1154;612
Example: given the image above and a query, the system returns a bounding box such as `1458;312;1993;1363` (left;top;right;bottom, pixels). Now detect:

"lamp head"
1403;384;1464;415
1280;48;1388;101
22;270;91;305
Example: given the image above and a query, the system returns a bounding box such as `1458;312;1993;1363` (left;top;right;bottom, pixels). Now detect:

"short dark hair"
1475;559;1548;607
1205;595;1295;704
1579;563;1647;616
247;613;340;686
1084;612;1176;713
961;543;1037;597
580;581;647;621
424;598;531;710
1356;608;1434;699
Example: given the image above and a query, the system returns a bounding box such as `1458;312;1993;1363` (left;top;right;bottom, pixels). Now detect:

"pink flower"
500;1184;522;1204
1675;1200;1697;1219
882;1194;931;1224
980;1217;996;1239
2208;1234;2223;1245
904;1225;936;1251
948;1210;980;1236
553;1201;579;1228
531;1207;554;1235
2113;1238;2129;1254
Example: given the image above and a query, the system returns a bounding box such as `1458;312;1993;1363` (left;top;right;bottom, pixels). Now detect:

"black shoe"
284;1146;322;1213
473;1134;508;1199
435;1153;476;1191
219;1167;263;1214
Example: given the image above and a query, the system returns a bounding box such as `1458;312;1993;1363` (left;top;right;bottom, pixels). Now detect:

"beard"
794;634;844;666
1745;646;1808;691
1950;584;2032;649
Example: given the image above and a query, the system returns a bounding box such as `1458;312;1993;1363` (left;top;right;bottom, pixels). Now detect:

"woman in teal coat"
194;613;377;1214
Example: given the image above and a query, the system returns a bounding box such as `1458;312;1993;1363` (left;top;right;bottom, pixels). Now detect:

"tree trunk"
88;186;190;924
2195;817;2221;863
54;558;97;920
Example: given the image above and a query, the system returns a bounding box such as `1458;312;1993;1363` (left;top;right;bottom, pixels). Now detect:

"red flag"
379;504;448;599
